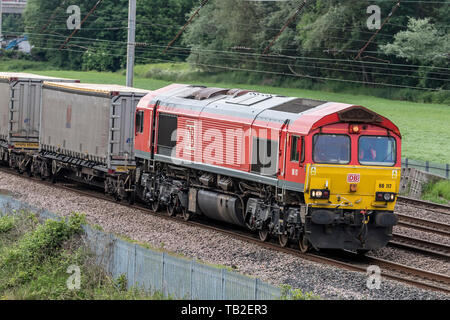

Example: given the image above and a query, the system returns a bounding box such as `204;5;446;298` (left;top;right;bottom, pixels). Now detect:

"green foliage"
22;0;197;71
0;212;163;300
280;284;320;300
2;14;25;34
381;18;449;66
421;180;450;205
182;0;449;91
0;216;15;234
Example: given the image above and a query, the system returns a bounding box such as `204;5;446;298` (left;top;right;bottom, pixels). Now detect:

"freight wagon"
0;72;78;172
36;82;150;200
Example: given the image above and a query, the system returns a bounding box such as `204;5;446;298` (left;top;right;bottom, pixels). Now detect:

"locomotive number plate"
347;173;360;183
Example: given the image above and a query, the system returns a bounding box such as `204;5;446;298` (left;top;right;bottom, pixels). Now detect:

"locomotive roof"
141;84;401;136
0;72;77;82
43;82;150;96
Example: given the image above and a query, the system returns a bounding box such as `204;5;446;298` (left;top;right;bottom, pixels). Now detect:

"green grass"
0;212;164;300
1;59;449;163
421;180;450;205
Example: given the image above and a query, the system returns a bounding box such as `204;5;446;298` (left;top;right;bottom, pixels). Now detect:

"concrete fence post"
405;158;408;168
189;260;194;299
254;278;258;300
446;164;449;179
426;161;429;172
221;269;226;300
161;252;166;297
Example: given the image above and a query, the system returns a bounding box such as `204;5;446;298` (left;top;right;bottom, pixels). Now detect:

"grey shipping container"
0;72;78;149
40;82;150;171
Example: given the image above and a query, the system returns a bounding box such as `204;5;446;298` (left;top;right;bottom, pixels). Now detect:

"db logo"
347;173;360;183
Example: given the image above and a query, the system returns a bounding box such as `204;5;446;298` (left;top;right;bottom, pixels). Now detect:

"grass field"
1;60;449;164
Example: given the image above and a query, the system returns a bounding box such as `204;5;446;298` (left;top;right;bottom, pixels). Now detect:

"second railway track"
1;166;449;295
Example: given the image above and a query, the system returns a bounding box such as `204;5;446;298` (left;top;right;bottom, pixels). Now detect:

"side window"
135;111;144;134
300;136;305;163
290;135;300;162
157;113;178;156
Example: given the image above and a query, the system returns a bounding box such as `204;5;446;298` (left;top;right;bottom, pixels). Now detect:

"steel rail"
390;233;450;259
396;213;450;237
398;196;450;215
0;166;449;294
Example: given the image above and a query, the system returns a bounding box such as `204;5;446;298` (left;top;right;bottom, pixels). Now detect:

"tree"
381;18;449;66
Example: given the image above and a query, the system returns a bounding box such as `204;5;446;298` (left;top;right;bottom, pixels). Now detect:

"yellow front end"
304;163;401;210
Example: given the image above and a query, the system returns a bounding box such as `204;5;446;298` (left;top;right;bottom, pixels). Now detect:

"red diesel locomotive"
134;84;401;253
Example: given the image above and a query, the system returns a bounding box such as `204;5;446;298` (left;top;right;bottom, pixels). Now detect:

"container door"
9;80;41;142
109;94;140;163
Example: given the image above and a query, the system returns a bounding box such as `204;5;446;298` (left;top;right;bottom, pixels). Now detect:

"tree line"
10;0;450;92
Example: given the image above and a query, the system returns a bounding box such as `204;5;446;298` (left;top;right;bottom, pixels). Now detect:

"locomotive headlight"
310;189;330;200
375;192;396;202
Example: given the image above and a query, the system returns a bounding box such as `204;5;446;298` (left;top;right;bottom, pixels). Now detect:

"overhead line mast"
163;0;210;54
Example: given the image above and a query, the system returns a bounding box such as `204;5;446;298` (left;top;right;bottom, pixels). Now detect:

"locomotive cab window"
157;113;178;156
135;111;144;134
313;134;350;164
359;136;396;166
290;135;300;162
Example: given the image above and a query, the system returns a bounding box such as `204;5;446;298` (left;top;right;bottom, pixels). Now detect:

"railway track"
396;213;450;237
398;196;450;215
390;233;450;259
1;167;449;295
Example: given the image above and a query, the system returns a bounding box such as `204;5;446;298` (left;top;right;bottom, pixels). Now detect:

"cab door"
285;134;306;185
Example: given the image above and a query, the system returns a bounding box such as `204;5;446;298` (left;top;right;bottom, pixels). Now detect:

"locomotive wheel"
167;198;177;217
182;207;191;221
128;192;136;205
278;235;289;247
258;230;269;242
151;200;160;212
299;234;310;253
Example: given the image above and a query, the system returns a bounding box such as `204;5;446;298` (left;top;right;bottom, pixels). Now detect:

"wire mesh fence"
402;158;449;179
0;194;282;300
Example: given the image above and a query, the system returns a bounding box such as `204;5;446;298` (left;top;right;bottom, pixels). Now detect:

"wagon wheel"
167;196;178;217
299;234;310;253
26;165;33;177
258;230;270;242
278;235;289;247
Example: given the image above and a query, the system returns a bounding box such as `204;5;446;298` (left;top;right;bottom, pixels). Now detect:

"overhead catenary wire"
13;29;450;73
163;0;210;54
27;44;449;92
58;0;103;50
354;0;401;60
